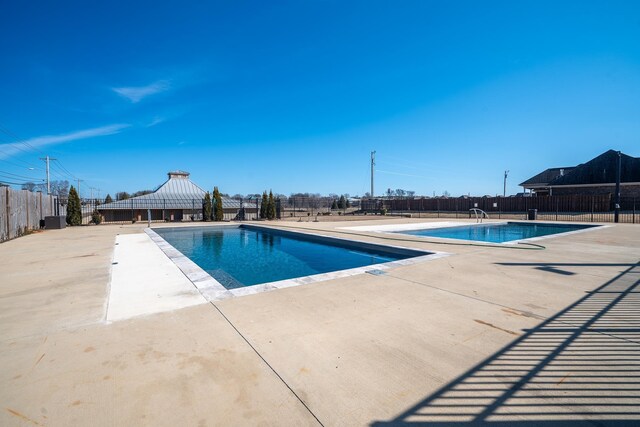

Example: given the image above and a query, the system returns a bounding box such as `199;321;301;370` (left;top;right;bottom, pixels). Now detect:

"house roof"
549;150;640;186
519;167;575;187
519;150;640;188
99;171;245;210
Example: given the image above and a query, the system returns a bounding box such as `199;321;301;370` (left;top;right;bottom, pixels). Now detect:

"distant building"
519;150;640;197
98;171;259;222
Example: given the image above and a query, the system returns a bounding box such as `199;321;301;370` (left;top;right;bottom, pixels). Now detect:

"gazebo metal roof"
98;171;244;210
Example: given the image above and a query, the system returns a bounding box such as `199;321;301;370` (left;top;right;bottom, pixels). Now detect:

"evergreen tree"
338;195;346;209
104;194;113;204
260;191;268;219
345;197;351;208
331;199;338;210
91;209;102;224
213;187;224;221
267;190;276;220
66;186;82;226
203;192;212;221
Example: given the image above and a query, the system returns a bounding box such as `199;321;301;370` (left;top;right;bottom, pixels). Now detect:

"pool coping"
341;220;609;245
145;224;450;301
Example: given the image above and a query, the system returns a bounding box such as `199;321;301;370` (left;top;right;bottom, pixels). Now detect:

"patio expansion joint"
208;300;325;427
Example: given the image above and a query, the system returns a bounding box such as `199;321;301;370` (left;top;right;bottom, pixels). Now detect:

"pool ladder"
469;208;489;223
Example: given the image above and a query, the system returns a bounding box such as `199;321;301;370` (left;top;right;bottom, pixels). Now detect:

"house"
520;150;640;197
98;171;259;222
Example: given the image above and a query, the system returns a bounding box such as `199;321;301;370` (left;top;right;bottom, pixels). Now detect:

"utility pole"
614;151;621;223
503;170;509;197
370;151;376;197
77;179;83;199
39;155;57;194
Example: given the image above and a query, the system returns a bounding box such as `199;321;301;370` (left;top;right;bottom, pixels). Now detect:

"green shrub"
267;190;276;220
260;191;268;219
66;186;82;226
213;187;224;221
91;209;102;225
203;192;212;221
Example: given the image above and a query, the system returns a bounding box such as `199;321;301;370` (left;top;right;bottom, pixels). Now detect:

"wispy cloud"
0;124;130;159
112;80;171;103
146;116;165;127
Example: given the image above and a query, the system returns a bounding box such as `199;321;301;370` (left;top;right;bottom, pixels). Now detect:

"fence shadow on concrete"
371;261;640;426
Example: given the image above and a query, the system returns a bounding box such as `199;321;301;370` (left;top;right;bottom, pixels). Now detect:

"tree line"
331;194;351;210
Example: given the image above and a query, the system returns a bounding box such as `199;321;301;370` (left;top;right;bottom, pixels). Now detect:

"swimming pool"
394;222;598;243
154;225;431;289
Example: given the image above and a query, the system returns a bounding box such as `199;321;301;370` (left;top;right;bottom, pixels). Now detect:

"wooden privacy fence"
0;187;57;242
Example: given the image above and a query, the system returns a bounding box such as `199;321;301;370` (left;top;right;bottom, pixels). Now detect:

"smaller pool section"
395;222;597;243
154;225;425;288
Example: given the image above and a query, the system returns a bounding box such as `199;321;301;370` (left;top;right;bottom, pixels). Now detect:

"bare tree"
50;180;69;198
131;189;153;197
21;182;45;192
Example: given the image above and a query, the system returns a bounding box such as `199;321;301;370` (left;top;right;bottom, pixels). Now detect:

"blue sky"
1;1;639;198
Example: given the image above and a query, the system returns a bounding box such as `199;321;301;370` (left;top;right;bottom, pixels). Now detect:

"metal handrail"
469;208;489;223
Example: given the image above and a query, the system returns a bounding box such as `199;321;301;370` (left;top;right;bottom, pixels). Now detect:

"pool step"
210;269;245;289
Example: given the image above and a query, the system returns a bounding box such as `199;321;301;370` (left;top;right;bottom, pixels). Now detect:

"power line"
50;161;75;180
0;157;44;171
0;170;44;181
370;150;376;197
0;142;41;160
40;156;57;194
52;158;78;180
0;123;100;196
0;179;44;185
0;123;44;155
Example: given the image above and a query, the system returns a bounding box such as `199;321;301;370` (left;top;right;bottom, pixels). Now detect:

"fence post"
556;199;559;221
437;199;440;218
25;191;29;230
633;198;636;224
5;186;10;239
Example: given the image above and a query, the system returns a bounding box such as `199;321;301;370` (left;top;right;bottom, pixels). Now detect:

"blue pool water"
154;225;421;288
396;222;596;243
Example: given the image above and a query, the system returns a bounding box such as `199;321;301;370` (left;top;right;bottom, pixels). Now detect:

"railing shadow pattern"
372;262;640;426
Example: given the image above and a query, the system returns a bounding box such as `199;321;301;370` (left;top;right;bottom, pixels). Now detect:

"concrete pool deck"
1;218;639;426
